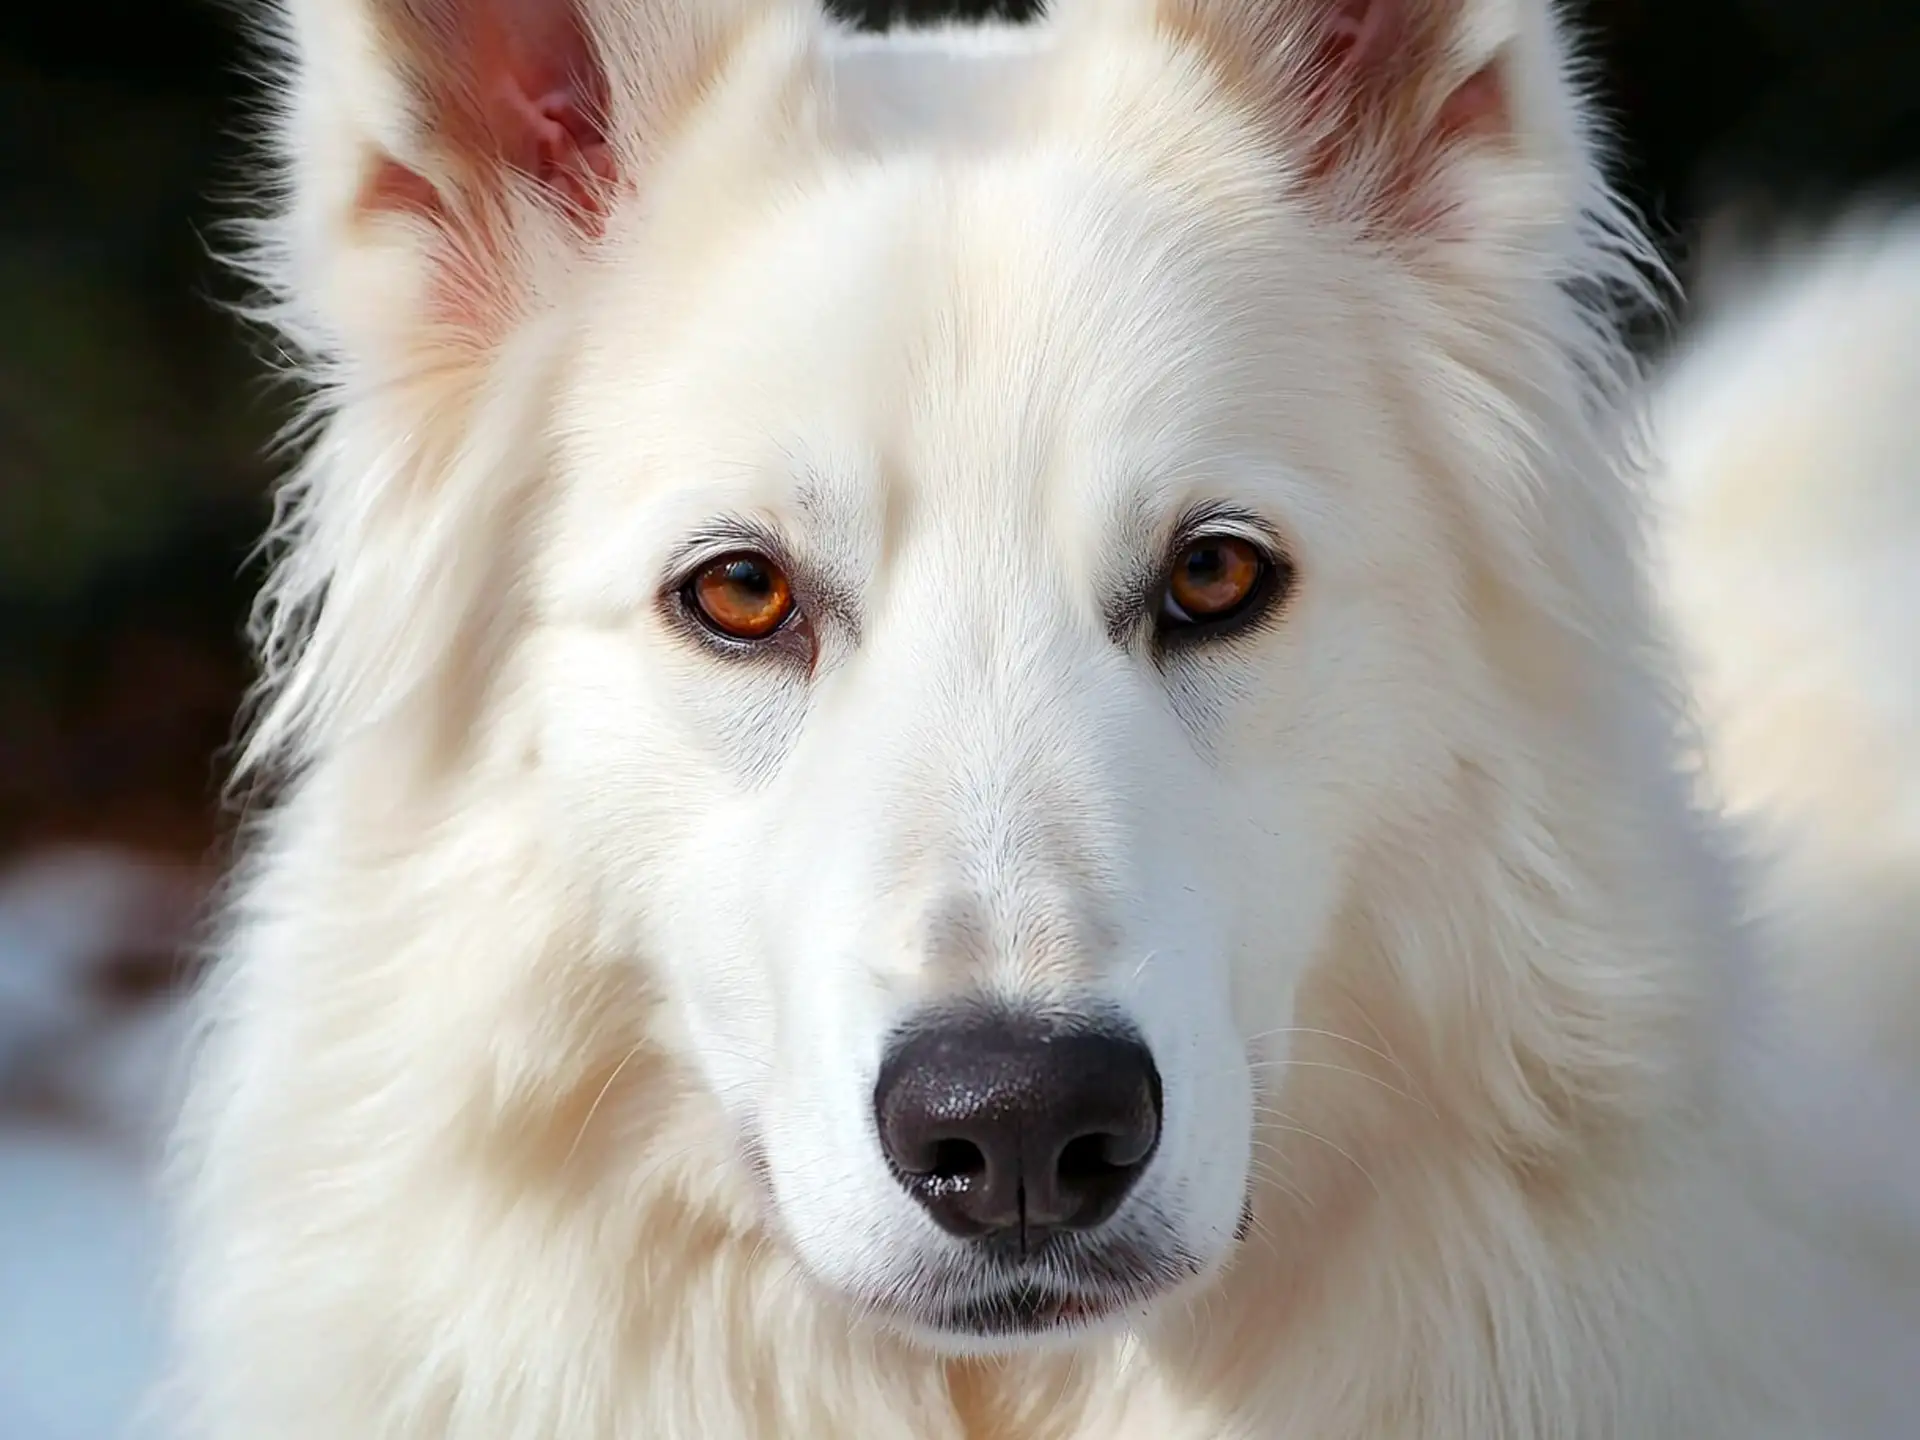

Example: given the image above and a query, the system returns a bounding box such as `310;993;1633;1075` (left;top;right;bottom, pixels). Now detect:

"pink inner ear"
369;0;616;224
1321;0;1401;75
1297;0;1514;235
464;0;614;210
507;84;618;215
1435;62;1508;143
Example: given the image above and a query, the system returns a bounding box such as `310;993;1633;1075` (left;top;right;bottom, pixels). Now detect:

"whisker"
1245;1153;1313;1212
563;1041;651;1170
1242;1058;1435;1115
1241;1025;1419;1086
1347;1007;1419;1089
1254;1109;1384;1198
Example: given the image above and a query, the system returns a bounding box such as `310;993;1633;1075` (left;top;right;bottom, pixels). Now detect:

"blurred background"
0;1;1915;1435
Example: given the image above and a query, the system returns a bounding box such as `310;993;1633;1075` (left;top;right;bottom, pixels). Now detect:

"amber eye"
1162;535;1270;629
688;553;795;641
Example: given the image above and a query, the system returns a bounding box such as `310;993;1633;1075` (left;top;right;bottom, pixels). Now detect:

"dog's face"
535;81;1513;1352
279;0;1590;1353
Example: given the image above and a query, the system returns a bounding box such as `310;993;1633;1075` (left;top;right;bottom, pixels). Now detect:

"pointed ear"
267;0;805;359
1067;0;1590;244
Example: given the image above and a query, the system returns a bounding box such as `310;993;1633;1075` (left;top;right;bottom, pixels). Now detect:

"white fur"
172;1;1920;1435
1651;210;1920;1080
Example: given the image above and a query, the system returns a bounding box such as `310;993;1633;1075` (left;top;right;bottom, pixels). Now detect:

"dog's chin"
891;1279;1156;1356
849;1229;1235;1358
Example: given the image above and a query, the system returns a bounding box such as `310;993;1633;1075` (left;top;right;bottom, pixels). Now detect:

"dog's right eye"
686;553;796;642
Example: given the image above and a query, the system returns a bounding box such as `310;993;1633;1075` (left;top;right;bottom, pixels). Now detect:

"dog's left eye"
1159;535;1275;633
687;553;796;641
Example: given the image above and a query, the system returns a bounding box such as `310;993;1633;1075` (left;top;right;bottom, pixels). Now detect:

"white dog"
171;0;1920;1435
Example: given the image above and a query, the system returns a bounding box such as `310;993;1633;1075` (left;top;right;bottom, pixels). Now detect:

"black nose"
873;1012;1162;1244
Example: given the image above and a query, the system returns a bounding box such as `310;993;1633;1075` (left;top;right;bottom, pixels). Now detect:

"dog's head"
260;0;1647;1353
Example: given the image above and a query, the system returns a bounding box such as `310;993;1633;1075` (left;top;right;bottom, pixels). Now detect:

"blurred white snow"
0;848;199;1440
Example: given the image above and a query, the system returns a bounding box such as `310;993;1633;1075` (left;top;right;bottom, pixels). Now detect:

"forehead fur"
552;111;1417;648
539;19;1522;666
562;21;1415;491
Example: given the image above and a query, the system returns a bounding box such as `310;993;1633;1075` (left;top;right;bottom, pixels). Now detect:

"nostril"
927;1137;987;1183
1056;1131;1131;1186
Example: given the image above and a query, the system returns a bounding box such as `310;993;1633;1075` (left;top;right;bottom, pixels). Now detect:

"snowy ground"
0;1126;168;1440
0;850;197;1440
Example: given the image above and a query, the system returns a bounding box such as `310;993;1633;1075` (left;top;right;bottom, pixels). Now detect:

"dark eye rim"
1154;528;1293;645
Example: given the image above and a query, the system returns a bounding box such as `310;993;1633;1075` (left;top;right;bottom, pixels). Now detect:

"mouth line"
839;1196;1235;1344
906;1238;1213;1341
932;1281;1133;1337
